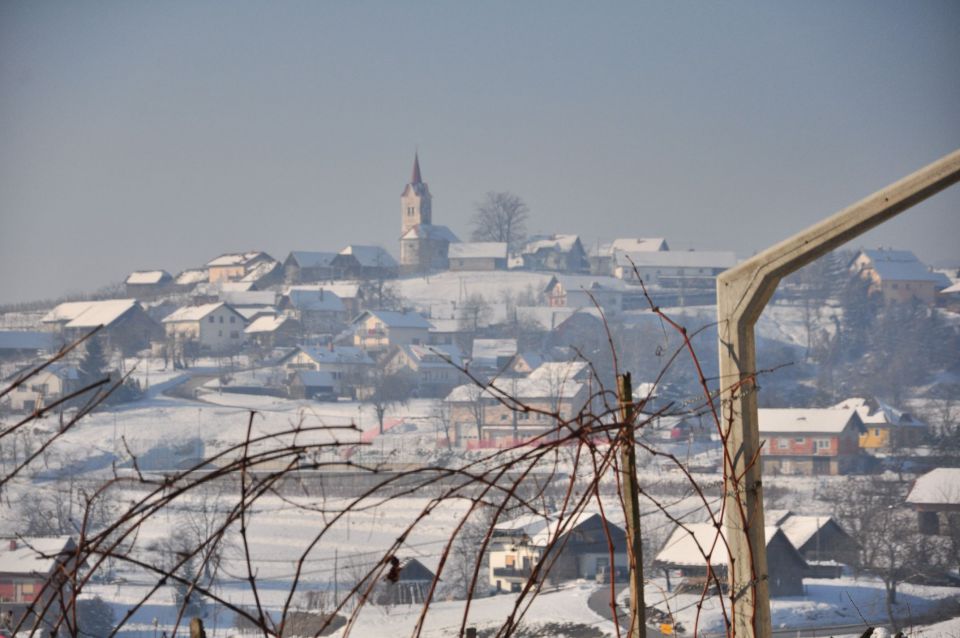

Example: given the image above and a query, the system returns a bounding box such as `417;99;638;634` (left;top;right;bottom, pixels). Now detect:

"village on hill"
2;155;959;637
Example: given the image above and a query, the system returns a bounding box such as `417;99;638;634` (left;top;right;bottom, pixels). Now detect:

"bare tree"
470;191;529;253
363;367;416;434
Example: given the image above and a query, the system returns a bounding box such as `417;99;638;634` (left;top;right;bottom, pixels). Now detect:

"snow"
353;310;431;329
245;315;291;334
125;270;170;285
41;299;138;326
522;234;581;254
206;251;269;267
0;536;74;574
655;523;781;567
758;408;859;434
448;242;507;260
162;302;229;323
338;245;397;268
393;271;553;310
906;468;960;506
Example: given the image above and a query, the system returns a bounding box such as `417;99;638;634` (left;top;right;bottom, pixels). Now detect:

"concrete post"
717;149;960;638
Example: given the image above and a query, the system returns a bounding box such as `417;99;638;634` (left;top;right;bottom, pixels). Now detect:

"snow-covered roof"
613;249;737;270
244;315;293;334
492;512;553;537
427;318;461;333
528;512;611;548
0;331;56;351
206;251;271;268
220;290;278;307
42;299;141;329
448;242;507;260
777;515;840;550
175;269;208;286
285;289;345;312
0;536;75;575
338;245;398;268
288;346;374;366
546;274;634;294
655;524;781;567
353;310;431;329
125;270;171;285
396;344;464;369
163;302;244;323
758;408;861;434
528;361;590;382
287;251;337;268
240;260;281;283
605;238;670;254
906;468;960;506
234;306;276;321
446;376;583;403
522;234;581;255
471;339;517;362
856;249;951;286
400;224;460;243
830;397;925;428
942;281;960;294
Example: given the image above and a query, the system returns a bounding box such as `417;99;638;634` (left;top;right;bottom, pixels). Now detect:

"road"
587;584;667;638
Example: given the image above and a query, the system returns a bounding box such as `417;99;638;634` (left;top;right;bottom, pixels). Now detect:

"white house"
162;302;248;352
350;310;431;353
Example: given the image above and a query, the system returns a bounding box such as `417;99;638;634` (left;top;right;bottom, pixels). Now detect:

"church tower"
400;152;432;235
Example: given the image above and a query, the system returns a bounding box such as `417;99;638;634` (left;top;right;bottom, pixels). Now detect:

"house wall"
8;369;69;412
209;265;246;283
449;257;501;271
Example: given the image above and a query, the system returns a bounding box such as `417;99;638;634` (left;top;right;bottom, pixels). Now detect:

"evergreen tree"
78;337;109;387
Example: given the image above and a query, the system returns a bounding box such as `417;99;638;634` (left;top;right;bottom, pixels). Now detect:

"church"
399;153;459;275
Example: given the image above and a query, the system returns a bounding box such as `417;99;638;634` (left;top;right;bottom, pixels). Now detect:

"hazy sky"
1;1;958;304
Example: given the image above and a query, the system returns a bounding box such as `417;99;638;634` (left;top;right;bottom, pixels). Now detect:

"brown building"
758;408;866;475
850;248;951;305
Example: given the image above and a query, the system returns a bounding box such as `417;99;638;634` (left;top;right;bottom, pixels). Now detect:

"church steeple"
411;152;422;185
401;152;432;234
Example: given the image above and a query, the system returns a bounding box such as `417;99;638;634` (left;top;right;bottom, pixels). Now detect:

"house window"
777;438;788;449
794;437;805;444
230;316;236;324
218;330;222;337
874;428;881;436
815;439;831;450
219;316;224;323
230;331;239;339
208;316;215;323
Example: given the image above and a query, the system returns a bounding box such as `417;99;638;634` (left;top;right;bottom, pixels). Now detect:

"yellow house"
832;397;928;450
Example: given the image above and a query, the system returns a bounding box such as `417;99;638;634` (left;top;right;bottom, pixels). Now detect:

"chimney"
8;539;16;551
328;341;334;352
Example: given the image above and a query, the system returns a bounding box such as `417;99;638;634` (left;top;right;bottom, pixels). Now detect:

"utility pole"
717;148;960;638
618;372;645;638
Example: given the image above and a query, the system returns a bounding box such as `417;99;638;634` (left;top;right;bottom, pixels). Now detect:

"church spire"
411;152;422;185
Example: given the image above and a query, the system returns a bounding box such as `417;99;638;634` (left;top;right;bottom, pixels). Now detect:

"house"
0;536;77;630
375;558;437;606
448;242;508;271
382;344;464;398
520;235;589;273
124;270;173;297
288;370;337;401
758;408;866;475
589;237;669;275
283;251;338;283
0;331;56;360
850;248;951;304
488;512;627;592
906;467;960;535
507;352;545;376
445;370;589;447
41;299;162;355
174;268;208;291
654;524;807;597
351;310;431;354
470;338;518;372
238;259;284;290
161;302;248;353
542;275;632;313
331;246;398;280
244;315;301;349
279;288;347;333
206;251;275;284
831;397;928;450
279;345;374;398
4;364;80;412
611;249;737;297
765;510;858;577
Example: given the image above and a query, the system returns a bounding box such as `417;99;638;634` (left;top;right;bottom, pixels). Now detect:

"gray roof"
353;310;431;329
858;249;951;286
293;370;336;388
287;251;338;268
285;289;345;312
337;245;398;268
400;224;460;243
288;346;374;366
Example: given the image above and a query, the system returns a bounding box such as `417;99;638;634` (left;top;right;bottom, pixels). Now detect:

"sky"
1;1;959;304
